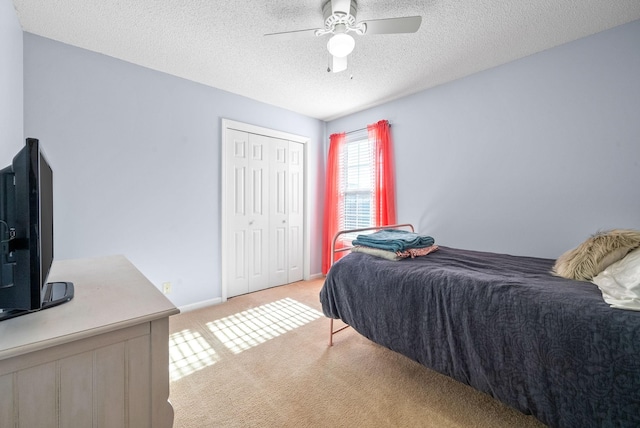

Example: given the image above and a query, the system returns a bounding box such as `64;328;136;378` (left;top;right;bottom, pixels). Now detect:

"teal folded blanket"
352;229;435;252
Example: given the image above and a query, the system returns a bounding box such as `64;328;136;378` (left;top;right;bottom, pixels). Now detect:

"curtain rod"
345;127;366;135
345;122;391;135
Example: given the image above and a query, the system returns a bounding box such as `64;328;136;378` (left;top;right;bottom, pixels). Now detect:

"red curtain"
368;120;397;226
321;132;346;275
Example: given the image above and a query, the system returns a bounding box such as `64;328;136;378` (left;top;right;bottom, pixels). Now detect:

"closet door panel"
288;142;304;282
225;130;270;296
226;129;250;296
269;139;289;287
247;134;270;292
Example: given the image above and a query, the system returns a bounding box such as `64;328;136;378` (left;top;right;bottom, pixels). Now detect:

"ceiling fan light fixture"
327;33;355;57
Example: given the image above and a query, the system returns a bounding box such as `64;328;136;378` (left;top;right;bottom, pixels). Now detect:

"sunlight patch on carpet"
207;298;323;354
169;329;221;381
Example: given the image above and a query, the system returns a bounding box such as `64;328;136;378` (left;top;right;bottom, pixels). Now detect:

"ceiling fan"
264;0;422;73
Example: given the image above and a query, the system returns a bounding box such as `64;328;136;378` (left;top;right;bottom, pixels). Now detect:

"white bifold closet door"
225;128;304;298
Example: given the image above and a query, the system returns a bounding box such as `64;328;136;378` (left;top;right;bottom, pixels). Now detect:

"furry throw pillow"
552;229;640;281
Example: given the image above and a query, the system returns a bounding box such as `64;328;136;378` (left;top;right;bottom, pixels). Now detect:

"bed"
319;225;640;428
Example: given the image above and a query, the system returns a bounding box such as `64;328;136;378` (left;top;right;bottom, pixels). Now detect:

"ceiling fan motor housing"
322;0;357;30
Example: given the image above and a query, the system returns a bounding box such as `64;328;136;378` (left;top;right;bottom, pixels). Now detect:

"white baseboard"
178;297;222;314
177;275;323;314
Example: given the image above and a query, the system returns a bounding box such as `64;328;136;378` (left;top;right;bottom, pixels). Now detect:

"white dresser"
0;255;179;428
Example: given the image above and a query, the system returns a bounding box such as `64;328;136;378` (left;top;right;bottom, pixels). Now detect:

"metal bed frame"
327;223;415;346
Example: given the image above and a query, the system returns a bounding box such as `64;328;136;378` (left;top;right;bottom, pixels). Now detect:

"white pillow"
592;247;640;311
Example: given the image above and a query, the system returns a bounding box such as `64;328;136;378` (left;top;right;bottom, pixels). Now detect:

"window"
340;136;375;232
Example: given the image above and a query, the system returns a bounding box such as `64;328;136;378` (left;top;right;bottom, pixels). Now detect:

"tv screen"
0;138;73;321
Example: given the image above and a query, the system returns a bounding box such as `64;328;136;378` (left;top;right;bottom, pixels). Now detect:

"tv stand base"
0;281;74;322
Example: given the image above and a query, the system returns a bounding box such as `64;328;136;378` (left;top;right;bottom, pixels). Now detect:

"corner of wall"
0;1;24;160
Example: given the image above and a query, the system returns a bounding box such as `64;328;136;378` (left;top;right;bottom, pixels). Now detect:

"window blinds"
339;137;375;234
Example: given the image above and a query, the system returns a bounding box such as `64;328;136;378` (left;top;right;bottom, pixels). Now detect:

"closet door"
268;140;304;286
269;138;289;287
223;121;306;299
225;130;269;297
246;134;270;293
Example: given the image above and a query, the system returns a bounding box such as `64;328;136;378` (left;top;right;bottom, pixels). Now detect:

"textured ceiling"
11;0;640;121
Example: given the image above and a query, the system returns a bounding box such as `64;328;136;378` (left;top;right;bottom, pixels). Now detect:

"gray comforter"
319;246;640;428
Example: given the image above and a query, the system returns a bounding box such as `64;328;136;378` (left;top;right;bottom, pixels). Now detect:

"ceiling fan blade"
331;0;351;15
361;16;422;35
328;55;348;73
264;28;319;41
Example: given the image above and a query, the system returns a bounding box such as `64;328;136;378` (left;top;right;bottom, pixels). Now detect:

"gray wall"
327;19;640;259
0;0;23;161
23;34;325;307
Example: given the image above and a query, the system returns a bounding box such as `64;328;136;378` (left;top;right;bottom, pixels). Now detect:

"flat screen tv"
0;138;73;321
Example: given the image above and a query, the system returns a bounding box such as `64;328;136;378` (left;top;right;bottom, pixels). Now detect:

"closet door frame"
220;119;310;302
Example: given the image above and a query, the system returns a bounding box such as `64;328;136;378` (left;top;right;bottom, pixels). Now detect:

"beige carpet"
168;279;545;428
